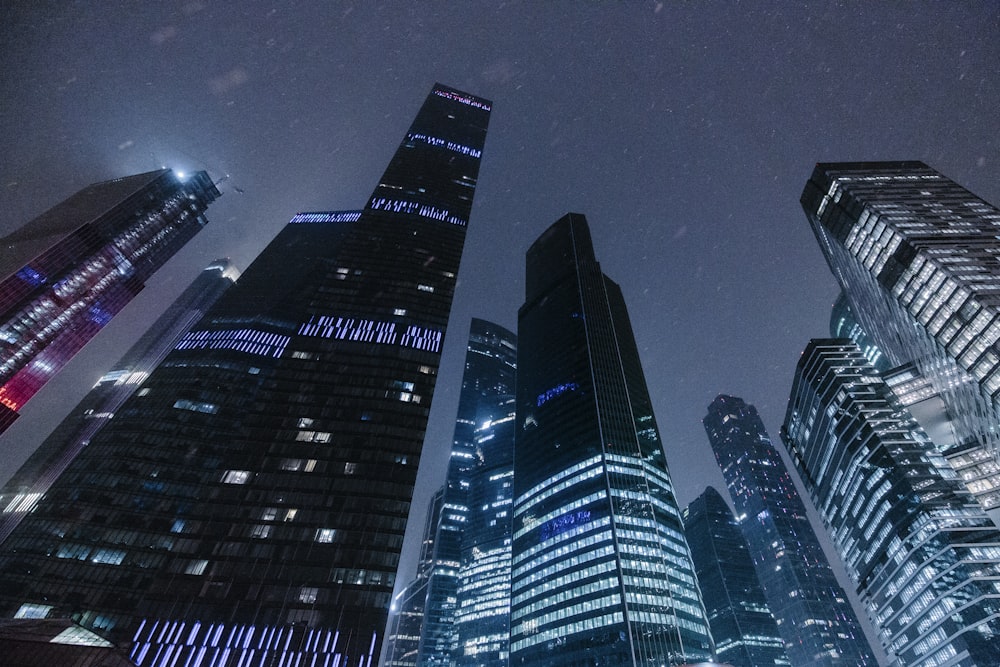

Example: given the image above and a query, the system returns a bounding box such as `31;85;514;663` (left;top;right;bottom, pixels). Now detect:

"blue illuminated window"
537;382;580;407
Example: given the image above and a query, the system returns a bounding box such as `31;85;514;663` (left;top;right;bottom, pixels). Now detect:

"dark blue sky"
1;3;997;659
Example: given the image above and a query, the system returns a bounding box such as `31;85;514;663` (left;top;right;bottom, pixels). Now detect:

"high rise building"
510;213;713;666
0;83;490;667
0;168;219;432
390;318;516;667
385;489;446;667
801;161;1000;513
451;322;515;667
682;486;788;667
783;339;1000;666
702;394;876;667
0;259;239;543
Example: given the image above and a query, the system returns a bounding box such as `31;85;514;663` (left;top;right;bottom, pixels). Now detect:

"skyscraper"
783;339;1000;667
702;394;876;667
390;318;516;667
0;83;490;667
385;489;446;667
801;161;1000;513
511;213;713;666
0;168;219;432
682;487;788;667
0;259;239;543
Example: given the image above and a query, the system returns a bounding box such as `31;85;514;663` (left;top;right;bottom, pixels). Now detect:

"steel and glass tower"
511;213;713;666
682;487;788;667
0;259;239;543
0;83;490;667
401;318;516;667
452;322;515;667
801;162;1000;513
703;395;876;667
0;169;219;432
783;339;1000;667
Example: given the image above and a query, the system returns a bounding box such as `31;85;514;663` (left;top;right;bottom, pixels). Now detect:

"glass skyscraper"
394;318;516;667
702;394;876;667
510;213;712;666
783;339;1000;667
0;259;239;543
0;168;219;432
682;486;788;667
801;161;1000;513
0;83;490;667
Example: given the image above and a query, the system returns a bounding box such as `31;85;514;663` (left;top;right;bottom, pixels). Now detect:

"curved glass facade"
511;213;712;666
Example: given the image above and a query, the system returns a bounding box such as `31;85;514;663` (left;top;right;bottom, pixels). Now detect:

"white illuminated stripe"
288;211;362;224
367;197;467;226
176;329;290;358
298;316;443;354
3;492;42;513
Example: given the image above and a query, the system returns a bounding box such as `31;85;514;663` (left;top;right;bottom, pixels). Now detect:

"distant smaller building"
683;486;789;667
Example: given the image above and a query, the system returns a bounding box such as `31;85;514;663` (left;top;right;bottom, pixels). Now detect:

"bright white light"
176;170;187;180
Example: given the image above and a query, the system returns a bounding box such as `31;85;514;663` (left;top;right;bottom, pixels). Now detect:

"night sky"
1;3;998;658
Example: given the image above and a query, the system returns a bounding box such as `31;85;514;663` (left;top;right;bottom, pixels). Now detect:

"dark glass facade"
801;162;1000;512
0;169;219;432
682;487;788;667
702;395;876;667
783;339;1000;666
511;213;712;666
0;84;490;667
0;259;239;543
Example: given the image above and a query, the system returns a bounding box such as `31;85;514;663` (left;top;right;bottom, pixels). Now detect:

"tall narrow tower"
396;318;516;667
511;213;713;666
0;84;490;667
703;395;876;667
0;169;219;432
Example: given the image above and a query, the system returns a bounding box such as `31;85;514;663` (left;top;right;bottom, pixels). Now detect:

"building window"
221;470;251;484
298;587;319;604
185;560;209;575
315;528;336;543
173;399;219;414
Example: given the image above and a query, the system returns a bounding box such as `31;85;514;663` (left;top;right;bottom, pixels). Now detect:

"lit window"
251;525;271;539
173;399;219;414
261;508;278;521
299;587;319;604
137;388;151;397
298;417;315;428
185;560;209;575
14;604;53;619
315;528;336;543
221;470;251;484
417;284;434;293
394;308;407;316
